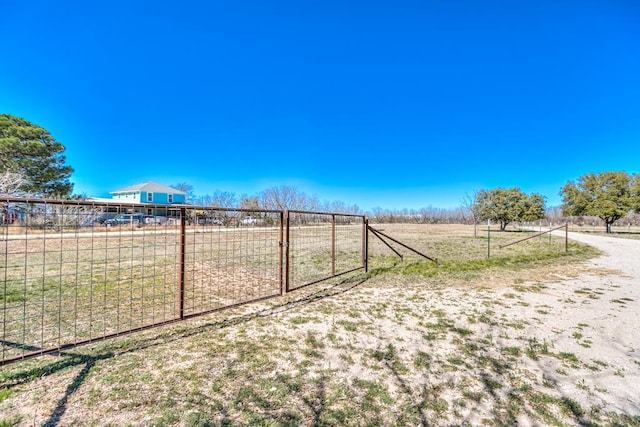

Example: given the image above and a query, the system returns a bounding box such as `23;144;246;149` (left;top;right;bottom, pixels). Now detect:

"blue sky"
2;1;639;211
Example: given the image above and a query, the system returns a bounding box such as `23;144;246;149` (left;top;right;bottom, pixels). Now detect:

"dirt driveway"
520;230;640;416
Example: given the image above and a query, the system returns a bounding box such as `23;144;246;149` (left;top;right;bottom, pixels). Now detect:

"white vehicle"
144;215;168;225
239;217;258;225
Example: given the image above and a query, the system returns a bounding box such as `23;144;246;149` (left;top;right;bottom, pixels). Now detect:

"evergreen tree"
0;114;74;197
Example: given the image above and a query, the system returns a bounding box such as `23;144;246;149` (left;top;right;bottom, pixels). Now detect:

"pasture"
2;224;638;426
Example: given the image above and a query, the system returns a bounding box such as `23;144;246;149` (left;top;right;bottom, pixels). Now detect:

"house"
90;182;187;218
110;182;187;205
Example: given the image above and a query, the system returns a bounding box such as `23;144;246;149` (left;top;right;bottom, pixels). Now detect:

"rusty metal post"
487;220;491;259
331;214;336;276
278;211;284;295
284;210;291;293
178;207;186;319
363;217;368;273
565;222;568;252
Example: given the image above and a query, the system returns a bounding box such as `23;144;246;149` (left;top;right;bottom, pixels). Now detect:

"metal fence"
0;198;366;364
285;211;367;291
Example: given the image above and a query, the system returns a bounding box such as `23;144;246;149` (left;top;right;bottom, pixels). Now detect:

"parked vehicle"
95;212;118;224
197;217;224;225
1;213;17;224
239;217;258;226
144;215;168;225
105;214;145;226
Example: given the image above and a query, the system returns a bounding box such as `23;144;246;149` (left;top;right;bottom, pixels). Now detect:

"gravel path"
532;230;640;415
562;231;640;279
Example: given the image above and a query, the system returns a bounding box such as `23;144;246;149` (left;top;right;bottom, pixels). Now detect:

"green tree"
0;114;74;197
632;174;640;213
475;187;545;231
560;171;637;233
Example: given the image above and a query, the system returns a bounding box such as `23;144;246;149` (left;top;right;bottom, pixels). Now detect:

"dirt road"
529;230;640;415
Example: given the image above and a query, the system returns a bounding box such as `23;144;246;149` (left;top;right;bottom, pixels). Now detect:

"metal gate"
1;198;366;365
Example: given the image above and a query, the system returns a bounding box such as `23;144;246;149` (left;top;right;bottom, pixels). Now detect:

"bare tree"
259;185;319;211
545;206;564;225
171;182;196;203
192;191;239;225
323;200;361;214
202;190;238;208
460;191;479;237
239;195;258;210
0;172;27;196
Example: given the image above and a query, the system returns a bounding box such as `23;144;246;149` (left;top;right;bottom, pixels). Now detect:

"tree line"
173;184;363;215
3;114;640;233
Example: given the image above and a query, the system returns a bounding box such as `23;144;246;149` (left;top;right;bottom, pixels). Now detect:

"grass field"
2;224;638;426
0;221;364;363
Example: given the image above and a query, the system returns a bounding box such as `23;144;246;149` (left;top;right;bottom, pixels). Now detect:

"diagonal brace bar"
368;226;438;264
369;226;403;260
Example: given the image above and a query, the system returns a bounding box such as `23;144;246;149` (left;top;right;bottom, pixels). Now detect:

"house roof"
87;197;151;205
110;182;186;195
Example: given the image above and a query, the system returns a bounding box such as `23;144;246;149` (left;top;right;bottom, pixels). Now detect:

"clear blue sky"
2;1;639;211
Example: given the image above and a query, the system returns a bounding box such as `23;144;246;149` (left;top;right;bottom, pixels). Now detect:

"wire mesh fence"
182;210;284;317
1;199;365;364
286;211;366;291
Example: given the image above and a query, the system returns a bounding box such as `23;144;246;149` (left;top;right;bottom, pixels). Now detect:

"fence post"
331;214;336;276
284;210;291;293
487;219;491;259
178;207;186;319
565;222;568;252
278;210;284;295
363;217;369;273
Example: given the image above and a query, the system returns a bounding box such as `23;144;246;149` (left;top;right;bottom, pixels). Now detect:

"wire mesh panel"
0;198;365;365
286;211;365;291
335;215;367;273
182;208;283;316
1;199;181;363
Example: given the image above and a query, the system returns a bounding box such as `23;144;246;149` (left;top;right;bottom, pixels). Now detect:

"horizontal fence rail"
1;198;365;365
499;223;568;251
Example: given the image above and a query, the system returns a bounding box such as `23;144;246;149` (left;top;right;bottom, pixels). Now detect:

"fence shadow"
1;272;370;426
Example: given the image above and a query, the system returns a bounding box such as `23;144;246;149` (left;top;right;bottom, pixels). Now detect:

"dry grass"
2;224;638;426
1;221;364;362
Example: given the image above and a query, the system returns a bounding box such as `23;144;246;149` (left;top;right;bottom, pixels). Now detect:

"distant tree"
240;196;259;210
171;182;195;203
0;171;27;196
323;200;361;215
259;185;297;210
193;190;238;224
461;191;480;237
475;187;545;231
545;206;564;224
202;190;238;208
632;174;640;213
258;185;319;211
0;114;74;197
560;171;637;233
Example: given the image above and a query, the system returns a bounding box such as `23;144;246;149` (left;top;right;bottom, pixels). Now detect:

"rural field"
1;223;639;426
